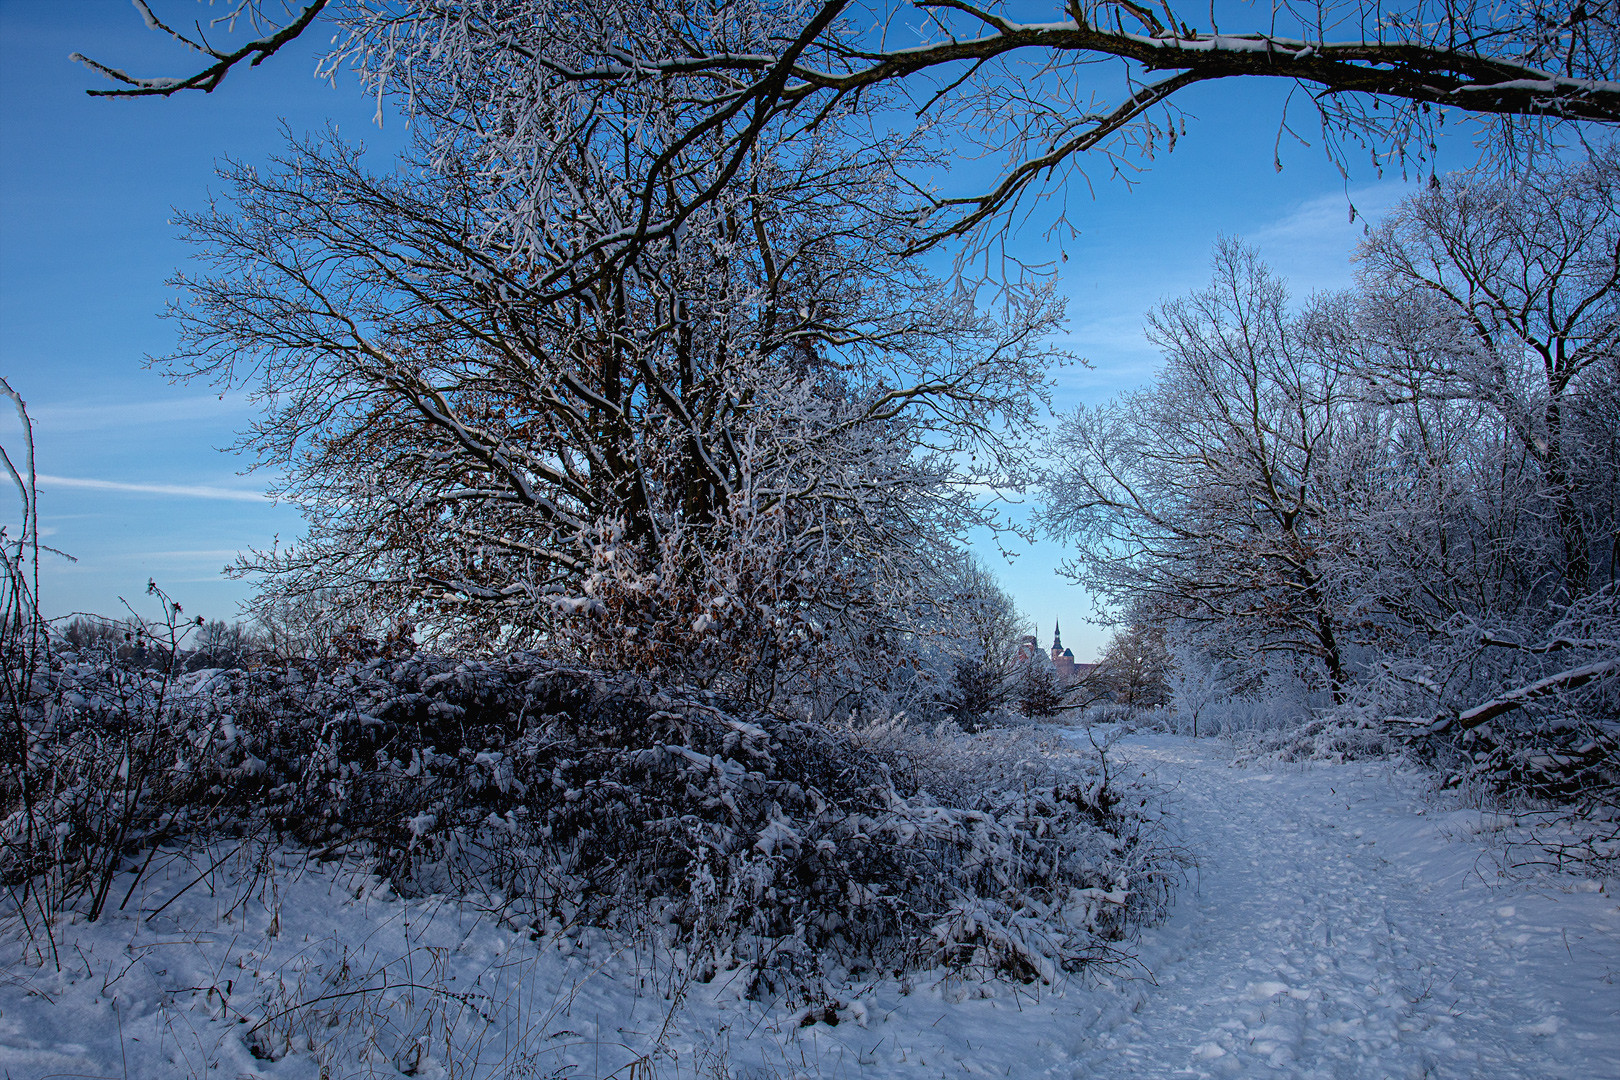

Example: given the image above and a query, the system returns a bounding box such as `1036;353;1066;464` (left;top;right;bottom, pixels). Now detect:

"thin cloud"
22;395;250;433
37;474;268;503
1251;180;1413;292
1060;311;1152;352
131;549;249;562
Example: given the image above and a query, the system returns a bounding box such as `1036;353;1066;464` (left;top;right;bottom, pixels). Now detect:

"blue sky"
1;1;1466;656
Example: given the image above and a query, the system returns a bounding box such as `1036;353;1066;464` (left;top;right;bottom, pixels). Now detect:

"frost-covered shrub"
846;717;1172;967
1405;690;1619;874
0;620;265;923
1163;693;1314;737
1149;636;1325;737
1230;710;1402;765
1074;702;1141;727
1359;597;1620;873
2;651;1174;992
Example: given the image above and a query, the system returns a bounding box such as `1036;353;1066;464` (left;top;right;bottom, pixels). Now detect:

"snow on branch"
1426;657;1620;735
77;2;1620;270
74;0;329;98
1479;634;1620;654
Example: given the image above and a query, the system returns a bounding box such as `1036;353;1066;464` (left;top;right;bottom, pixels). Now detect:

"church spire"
1050;620;1076;678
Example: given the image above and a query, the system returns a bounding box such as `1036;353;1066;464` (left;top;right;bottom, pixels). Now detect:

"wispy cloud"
1251;180;1415;293
131;549;248;563
21;395;250;433
37;474;268;503
1060;311;1152;353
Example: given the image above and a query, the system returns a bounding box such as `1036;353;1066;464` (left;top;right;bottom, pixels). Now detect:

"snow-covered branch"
74;1;330;97
81;1;1620;264
1428;657;1620;734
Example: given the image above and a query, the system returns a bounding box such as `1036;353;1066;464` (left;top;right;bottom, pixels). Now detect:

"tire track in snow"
1050;735;1619;1080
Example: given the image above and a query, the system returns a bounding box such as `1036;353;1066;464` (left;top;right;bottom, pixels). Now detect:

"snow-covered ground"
1055;733;1620;1080
3;731;1616;1079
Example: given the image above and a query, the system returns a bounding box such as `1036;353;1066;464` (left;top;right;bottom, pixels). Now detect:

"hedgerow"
2;649;1173;993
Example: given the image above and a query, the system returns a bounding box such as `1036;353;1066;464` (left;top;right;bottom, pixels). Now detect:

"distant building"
1014;623;1096;683
1049;621;1096;683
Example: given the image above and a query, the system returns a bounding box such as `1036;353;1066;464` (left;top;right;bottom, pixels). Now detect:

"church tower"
1050;621;1077;680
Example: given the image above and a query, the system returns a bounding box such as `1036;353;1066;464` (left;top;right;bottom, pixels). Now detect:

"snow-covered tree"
1038;240;1362;699
1164;636;1228;738
1096;623;1171;707
925;557;1033;723
1042;157;1618;807
1342;152;1620;802
1356;147;1620;603
1012;654;1067;718
162;67;1059;697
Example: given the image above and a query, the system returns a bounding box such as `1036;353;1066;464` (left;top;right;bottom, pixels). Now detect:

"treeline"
57;613;260;671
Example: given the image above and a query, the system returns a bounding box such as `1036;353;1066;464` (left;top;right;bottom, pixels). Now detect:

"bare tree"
1097;622;1171;707
1039;162;1617;811
163;78;1059;694
1163;635;1228;737
1039;240;1360;699
1043;194;1619;718
1356;146;1620;600
1336;153;1620;810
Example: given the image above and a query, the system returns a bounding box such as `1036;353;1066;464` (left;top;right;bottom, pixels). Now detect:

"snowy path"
1050;735;1620;1080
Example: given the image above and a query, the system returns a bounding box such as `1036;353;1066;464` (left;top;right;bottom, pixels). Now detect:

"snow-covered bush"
1368;603;1620;871
1153;640;1318;738
2;650;1174;994
1230;710;1402;765
1165;693;1314;738
0;628;249;926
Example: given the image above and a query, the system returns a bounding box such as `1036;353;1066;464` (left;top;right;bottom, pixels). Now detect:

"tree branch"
74;0;329;97
1425;657;1620;735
